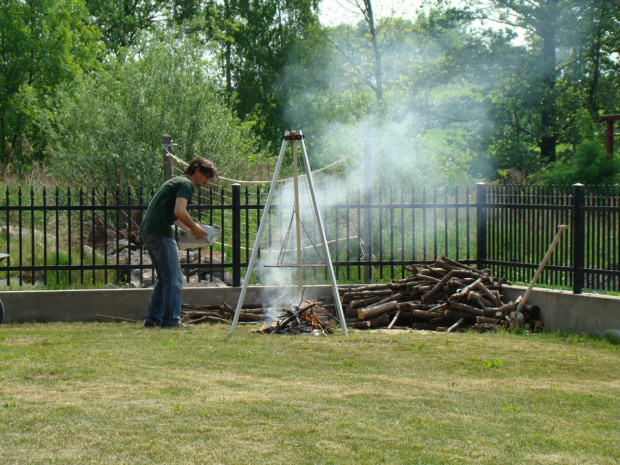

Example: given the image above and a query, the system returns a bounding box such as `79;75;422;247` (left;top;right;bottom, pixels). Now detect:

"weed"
483;359;503;368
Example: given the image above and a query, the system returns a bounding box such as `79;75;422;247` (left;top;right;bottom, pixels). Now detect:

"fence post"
572;183;585;294
363;125;374;283
163;134;172;181
476;182;487;270
232;183;241;287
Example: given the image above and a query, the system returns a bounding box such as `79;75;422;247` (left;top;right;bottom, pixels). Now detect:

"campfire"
181;257;542;334
181;299;338;335
255;299;337;335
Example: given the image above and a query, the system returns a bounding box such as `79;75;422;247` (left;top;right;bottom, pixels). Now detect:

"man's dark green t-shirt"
141;175;194;238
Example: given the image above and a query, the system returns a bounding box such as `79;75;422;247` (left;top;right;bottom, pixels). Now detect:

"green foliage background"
1;0;619;186
46;30;266;190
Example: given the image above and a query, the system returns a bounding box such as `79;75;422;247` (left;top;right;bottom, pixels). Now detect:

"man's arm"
174;197;207;239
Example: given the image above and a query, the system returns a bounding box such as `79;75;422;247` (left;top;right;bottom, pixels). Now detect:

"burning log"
253;299;338;335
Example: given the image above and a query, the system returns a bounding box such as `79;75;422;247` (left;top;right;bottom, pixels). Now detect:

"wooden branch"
187;315;228;324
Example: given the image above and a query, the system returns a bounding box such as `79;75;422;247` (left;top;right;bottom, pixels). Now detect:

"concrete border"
502;286;620;337
0;286;333;324
1;285;619;336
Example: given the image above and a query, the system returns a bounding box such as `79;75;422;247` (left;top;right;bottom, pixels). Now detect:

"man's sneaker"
143;320;158;328
166;322;192;329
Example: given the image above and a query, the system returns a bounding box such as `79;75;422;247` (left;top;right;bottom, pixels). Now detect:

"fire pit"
254;299;338;335
180;298;340;336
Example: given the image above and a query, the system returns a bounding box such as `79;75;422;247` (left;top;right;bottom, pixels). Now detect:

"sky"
318;0;423;26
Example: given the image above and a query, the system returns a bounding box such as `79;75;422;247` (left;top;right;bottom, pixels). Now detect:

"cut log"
434;256;479;273
350;314;390;329
346;283;392;292
387;310;402;329
373;293;402;307
410;310;445;320
412;322;439;330
473;282;502;306
466;291;487;309
445;309;476;320
349;296;382;309
397;302;436;311
357;300;399;320
238;312;268;322
447;301;485;317
341;289;394;303
447;317;465;333
344;305;358;318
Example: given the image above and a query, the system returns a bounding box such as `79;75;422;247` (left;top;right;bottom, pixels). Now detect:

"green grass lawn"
0;323;618;464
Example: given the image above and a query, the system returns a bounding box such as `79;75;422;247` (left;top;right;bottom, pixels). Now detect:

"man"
141;157;218;327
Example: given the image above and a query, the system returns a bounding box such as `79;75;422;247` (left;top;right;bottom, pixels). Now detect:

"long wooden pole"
516;225;568;313
291;133;304;292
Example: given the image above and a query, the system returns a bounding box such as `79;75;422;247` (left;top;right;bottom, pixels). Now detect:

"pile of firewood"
181;256;541;334
339;256;541;333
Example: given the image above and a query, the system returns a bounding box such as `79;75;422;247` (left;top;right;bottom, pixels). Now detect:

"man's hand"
190;223;208;240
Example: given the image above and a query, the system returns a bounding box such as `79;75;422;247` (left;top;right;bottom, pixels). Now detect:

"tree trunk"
539;0;558;163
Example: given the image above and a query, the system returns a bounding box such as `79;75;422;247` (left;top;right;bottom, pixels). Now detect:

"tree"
576;0;620;116
0;0;101;171
336;0;385;101
482;0;596;164
46;29;267;190
220;0;321;152
84;0;165;54
539;109;620;185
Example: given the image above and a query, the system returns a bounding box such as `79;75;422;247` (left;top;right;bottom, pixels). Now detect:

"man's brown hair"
184;157;218;180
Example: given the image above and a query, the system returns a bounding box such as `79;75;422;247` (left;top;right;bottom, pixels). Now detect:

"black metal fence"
479;183;620;293
1;183;619;294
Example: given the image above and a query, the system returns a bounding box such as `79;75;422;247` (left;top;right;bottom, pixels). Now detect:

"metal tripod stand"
229;130;348;335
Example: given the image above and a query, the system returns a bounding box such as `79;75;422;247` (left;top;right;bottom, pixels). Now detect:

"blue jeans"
142;232;183;327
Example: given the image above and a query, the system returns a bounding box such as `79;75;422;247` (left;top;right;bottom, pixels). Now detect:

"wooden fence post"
163;134;172;181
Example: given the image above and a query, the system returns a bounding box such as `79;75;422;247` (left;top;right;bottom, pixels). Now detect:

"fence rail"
1;183;619;294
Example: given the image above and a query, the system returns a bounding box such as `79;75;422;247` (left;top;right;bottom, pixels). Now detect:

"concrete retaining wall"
0;286;333;324
1;285;619;336
501;286;620;337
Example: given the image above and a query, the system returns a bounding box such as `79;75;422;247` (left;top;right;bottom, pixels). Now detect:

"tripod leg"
229;135;289;335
